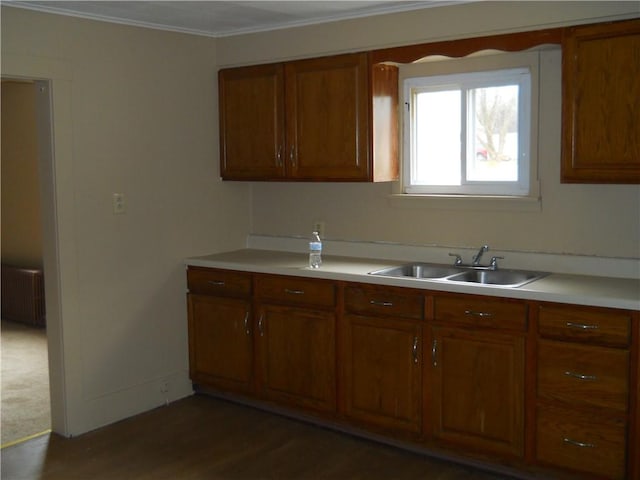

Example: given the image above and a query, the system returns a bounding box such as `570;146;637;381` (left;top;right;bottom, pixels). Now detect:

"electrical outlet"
160;381;169;394
312;221;325;238
112;193;126;214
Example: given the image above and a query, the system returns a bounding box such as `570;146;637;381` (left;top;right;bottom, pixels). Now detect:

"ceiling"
5;1;460;37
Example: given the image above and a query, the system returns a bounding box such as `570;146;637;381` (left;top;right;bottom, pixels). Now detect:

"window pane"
468;85;519;182
414;90;460;185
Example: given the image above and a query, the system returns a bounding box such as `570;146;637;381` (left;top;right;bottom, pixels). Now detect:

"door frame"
2;53;77;437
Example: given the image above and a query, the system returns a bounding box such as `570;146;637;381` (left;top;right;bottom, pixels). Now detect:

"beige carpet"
1;319;51;446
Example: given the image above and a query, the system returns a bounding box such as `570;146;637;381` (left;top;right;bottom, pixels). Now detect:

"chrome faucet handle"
489;256;504;270
448;253;463;266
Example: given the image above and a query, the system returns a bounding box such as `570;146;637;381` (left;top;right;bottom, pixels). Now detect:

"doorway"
1;78;54;446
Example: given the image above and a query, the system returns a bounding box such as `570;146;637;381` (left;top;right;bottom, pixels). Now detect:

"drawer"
187;268;251;297
344;284;423;320
255;275;335;308
537;339;629;412
538;304;631;347
536;404;627;480
434;295;527;331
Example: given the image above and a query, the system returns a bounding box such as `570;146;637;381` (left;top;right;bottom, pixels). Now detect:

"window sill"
387;193;542;212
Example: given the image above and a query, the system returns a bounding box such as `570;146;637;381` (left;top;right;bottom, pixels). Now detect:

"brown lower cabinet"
342;314;422;434
428;294;527;459
186;267;639;479
535;303;636;479
536;404;627;480
429;327;525;458
255;304;336;412
188;294;253;393
187;268;253;394
341;284;424;435
254;274;338;413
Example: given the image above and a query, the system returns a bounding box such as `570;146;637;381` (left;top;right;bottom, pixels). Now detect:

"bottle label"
309;242;322;251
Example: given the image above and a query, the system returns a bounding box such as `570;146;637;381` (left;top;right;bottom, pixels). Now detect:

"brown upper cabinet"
219;19;639;184
218;63;285;180
219;52;398;182
561;19;640;183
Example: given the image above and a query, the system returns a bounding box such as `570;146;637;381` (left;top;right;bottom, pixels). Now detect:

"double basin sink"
369;263;548;288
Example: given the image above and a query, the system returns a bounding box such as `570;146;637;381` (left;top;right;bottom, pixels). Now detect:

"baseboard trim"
1;429;51;449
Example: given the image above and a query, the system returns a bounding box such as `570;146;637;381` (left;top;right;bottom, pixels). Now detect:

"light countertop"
185;249;640;311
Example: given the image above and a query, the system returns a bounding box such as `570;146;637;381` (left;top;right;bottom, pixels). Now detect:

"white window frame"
399;52;540;200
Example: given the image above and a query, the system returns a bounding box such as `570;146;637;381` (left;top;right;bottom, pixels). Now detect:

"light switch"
112;193;125;214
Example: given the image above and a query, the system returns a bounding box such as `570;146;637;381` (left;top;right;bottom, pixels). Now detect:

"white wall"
218;1;640;260
1;6;250;436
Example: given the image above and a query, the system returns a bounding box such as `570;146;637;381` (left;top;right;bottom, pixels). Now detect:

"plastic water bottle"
309;231;322;269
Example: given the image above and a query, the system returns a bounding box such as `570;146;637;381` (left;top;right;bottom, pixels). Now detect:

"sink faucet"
472;245;489;266
449;245;502;270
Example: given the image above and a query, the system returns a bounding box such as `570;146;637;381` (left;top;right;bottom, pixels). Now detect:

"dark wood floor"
1;394;513;479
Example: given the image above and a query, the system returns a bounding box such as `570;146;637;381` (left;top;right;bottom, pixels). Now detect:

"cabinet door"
219;63;285;180
285;53;370;180
187;294;253;393
430;327;525;458
256;304;336;413
561;19;640;183
342;314;422;434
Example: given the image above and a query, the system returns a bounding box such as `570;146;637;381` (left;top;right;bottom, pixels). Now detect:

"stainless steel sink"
444;269;547;287
369;263;548;288
369;263;462;279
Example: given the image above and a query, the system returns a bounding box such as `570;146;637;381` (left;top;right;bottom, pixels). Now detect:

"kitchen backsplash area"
247;234;640;280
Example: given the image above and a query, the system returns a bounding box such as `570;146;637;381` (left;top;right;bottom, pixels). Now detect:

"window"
403;65;533;197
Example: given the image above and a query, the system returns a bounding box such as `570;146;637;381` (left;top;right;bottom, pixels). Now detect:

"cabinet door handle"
566;322;598;330
276;145;283;167
243;311;250;336
207;280;225;287
563;437;595;448
290;145;296;166
464;310;493;318
412;336;419;364
284;288;305;295
431;339;438;367
370;300;393;307
258;315;265;337
564;371;597;381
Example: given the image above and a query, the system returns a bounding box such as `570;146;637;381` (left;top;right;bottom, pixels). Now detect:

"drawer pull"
207;280;225;287
564;370;597;381
370;300;394;307
412;336;419;364
563;437;595;449
566;321;598;330
464;310;493;318
284;288;305;295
